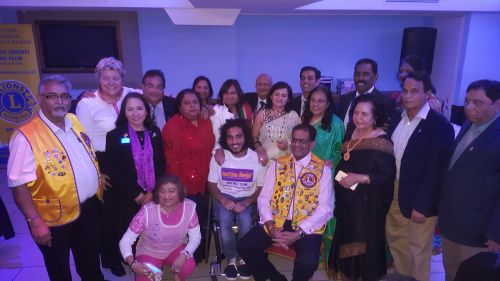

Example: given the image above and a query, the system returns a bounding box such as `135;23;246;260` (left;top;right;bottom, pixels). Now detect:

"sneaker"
224;257;239;280
237;258;251;279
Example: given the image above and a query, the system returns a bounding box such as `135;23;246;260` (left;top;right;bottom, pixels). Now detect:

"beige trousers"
441;235;487;281
385;182;437;281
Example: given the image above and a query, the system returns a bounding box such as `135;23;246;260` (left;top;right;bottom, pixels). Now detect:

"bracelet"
27;215;40;223
129;259;137;272
254;141;262;147
182;249;192;258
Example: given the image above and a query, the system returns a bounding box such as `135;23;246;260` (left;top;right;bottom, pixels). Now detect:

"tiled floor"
0;169;445;281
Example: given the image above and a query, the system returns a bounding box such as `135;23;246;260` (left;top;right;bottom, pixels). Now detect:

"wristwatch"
297;228;307;238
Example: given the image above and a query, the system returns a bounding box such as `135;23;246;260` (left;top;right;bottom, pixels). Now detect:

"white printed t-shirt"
208;149;265;198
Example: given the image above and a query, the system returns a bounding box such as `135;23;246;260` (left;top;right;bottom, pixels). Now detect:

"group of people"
5;55;499;281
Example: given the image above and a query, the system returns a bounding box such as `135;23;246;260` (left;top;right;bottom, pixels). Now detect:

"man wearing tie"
141;69;175;130
244;73;273;113
439;79;500;281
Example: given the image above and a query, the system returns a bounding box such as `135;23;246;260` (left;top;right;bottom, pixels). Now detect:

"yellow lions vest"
17;113;102;227
271;153;325;234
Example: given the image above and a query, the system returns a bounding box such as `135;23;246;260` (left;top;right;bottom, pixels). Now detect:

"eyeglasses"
42;93;72;101
291;138;310;145
144;83;164;92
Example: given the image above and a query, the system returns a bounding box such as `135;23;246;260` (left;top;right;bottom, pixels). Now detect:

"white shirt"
300;95;307;116
75;87;135;152
258;152;334;234
210;104;237;150
208;149;266;198
343;86;375;127
150;101;167;131
7;111;99;202
392;102;431;179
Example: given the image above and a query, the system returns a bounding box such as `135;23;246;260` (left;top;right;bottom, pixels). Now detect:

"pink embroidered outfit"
120;199;201;281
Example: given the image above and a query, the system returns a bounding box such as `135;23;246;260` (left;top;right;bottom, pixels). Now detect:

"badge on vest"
43;148;68;177
300;172;317;188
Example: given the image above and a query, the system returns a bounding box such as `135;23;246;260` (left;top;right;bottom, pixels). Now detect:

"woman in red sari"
162;88;215;263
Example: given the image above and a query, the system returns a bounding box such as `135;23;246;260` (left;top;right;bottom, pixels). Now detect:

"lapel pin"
469;146;474;151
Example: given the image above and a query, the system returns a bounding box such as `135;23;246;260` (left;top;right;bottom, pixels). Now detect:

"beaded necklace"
263;109;287;140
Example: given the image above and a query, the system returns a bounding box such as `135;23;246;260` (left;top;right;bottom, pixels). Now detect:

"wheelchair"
208;198;258;281
206;197;330;281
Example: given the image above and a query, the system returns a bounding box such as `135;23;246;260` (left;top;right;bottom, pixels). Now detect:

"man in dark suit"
386;71;454;281
291;66;321;116
336;58;395;130
141;69;175;130
243;73;272;113
439;79;500;281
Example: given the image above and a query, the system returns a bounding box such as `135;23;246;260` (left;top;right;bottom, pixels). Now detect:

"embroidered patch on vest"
300;172;317;188
80;132;91;148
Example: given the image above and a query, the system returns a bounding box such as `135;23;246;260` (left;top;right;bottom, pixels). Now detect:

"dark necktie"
151;105;157;126
259;101;265;111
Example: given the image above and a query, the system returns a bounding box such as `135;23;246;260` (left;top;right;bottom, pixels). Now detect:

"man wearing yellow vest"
238;123;334;281
7;75;106;281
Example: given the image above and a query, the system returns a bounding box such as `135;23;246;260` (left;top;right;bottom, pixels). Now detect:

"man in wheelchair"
237;123;334;281
208;118;266;280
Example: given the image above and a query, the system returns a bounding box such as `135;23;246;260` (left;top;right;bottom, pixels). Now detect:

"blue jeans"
213;194;256;260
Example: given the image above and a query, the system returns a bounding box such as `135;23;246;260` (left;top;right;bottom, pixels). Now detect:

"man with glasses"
439;79;500;281
141;69;175;130
7;75;106;281
238;123;333;281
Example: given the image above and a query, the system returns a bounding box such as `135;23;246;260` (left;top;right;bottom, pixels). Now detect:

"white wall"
431;14;467;118
138;9;433;96
457;12;500;104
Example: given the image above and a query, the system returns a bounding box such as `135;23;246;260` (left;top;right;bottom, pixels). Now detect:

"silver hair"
38;75;72;94
95;57;126;79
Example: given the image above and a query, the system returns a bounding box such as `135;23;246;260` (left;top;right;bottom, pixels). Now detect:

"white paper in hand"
335;170;358;190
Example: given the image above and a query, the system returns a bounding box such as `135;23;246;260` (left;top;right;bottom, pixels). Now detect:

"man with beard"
336;58;395;131
292;66;321;116
207;118;265;280
7;75;106;281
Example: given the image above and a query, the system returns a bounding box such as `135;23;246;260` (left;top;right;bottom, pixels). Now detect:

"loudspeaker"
400;27;437;74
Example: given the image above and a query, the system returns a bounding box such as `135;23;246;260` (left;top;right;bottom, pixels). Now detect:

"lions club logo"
0;80;38;124
300;172;318;188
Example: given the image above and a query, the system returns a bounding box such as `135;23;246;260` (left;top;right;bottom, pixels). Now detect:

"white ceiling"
1;0;500;25
1;0;500;12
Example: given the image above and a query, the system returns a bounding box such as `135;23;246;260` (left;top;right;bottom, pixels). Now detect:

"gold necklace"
343;133;367;161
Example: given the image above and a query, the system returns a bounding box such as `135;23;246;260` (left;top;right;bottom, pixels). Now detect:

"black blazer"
161;96;176;123
388;108;454;218
105;125;165;201
291;95;303;116
336;88;396;122
243;92;258;111
439;117;500;247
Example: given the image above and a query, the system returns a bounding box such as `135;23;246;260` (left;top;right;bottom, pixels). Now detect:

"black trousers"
187;193;209;263
237;222;322;281
36;196;105;281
